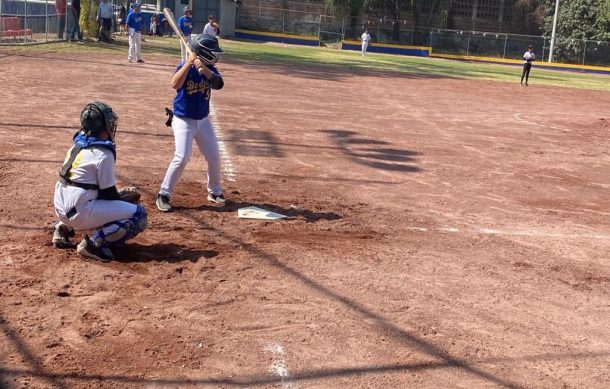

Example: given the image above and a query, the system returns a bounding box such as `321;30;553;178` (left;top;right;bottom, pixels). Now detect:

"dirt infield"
1;46;609;388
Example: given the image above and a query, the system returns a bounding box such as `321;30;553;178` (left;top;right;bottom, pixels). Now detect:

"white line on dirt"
209;102;236;182
514;113;570;132
410;226;610;240
264;343;297;389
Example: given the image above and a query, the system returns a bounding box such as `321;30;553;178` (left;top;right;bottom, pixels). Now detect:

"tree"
544;0;610;62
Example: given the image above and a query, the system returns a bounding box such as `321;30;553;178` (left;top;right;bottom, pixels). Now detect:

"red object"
55;0;67;15
0;17;33;39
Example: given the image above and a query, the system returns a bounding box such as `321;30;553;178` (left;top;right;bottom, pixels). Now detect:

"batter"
157;34;226;212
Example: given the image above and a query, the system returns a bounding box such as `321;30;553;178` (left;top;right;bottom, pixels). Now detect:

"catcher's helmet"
190;34;223;64
80;102;118;141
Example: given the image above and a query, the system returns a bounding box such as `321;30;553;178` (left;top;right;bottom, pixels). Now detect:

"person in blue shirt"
156;34;226;212
126;3;144;63
178;6;194;63
97;0;113;42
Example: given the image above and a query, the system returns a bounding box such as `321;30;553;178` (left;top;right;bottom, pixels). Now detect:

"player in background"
52;102;148;262
521;45;535;86
126;3;144;63
156;34;226;212
178;6;194;63
360;29;371;59
203;15;219;36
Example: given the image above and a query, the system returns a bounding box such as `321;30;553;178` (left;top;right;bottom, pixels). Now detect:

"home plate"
238;206;287;220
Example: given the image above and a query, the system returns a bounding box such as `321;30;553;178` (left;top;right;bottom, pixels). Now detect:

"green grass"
6;36;609;91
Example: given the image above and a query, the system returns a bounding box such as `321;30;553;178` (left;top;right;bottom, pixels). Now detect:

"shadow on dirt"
175;201;342;223
112;242;217;263
321;129;421;172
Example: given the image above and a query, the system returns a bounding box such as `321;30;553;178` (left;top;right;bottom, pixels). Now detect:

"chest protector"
59;132;116;190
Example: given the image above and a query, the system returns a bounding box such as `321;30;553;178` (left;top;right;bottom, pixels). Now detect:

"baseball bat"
162;8;193;56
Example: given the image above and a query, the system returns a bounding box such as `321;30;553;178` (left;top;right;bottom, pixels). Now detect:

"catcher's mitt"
118;186;141;204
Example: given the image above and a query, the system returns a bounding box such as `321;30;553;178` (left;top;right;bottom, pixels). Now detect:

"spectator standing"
118;5;127;35
97;0;113;42
55;0;67;39
126;3;144;62
67;0;82;41
178;6;193;63
203;15;219;36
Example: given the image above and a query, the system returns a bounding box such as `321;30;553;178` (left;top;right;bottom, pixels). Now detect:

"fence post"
582;40;587;66
317;15;321;46
24;0;27;43
377;21;380;43
45;0;48;42
503;34;507;58
466;31;471;55
341;15;346;41
282;9;285;34
542;37;546;62
411;24;415;45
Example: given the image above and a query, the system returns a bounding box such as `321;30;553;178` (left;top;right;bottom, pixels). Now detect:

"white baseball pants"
160;115;223;198
54;182;137;231
361;42;369;57
128;28;141;61
181;35;191;63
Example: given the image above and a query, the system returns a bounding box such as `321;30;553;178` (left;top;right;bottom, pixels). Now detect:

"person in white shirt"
203;14;219;36
360;29;371;58
521;45;535;86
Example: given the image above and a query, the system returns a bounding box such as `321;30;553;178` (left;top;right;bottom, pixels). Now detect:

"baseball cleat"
52;223;75;248
77;235;113;262
156;194;173;212
137;59;145;63
207;193;226;205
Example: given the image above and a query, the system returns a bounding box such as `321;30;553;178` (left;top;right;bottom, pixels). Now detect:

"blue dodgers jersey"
178;16;193;35
173;64;220;120
126;11;143;31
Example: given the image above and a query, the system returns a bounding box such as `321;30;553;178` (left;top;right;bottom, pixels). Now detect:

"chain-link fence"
0;0;159;44
236;5;320;36
235;5;610;67
0;0;64;43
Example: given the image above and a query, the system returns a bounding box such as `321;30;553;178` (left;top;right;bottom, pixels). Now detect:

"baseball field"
1;37;609;388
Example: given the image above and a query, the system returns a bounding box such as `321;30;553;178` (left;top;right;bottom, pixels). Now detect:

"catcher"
52;102;147;262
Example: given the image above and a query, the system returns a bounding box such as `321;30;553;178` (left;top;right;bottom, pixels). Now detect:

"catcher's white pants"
54;182;137;231
180;35;191;63
160;115;223;199
128;28;141;61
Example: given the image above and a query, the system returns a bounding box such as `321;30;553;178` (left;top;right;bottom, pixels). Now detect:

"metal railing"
236;6;610;67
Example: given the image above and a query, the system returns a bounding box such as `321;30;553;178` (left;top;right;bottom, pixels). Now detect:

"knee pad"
94;205;148;244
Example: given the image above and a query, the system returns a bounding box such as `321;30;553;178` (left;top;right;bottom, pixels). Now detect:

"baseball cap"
184;6;191;12
133;2;140;7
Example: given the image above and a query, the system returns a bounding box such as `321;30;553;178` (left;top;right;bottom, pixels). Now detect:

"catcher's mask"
80;102;118;141
190;34;223;64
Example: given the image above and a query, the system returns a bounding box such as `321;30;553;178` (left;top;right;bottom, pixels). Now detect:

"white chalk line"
514;113;570;133
264;343;297;389
409;226;610;240
209;102;236;182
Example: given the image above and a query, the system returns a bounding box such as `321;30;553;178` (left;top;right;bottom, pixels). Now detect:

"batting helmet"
80;102;118;141
190;34;223;64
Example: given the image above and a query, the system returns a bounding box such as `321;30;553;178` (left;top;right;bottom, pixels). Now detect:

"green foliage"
544;0;610;62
